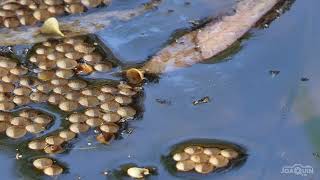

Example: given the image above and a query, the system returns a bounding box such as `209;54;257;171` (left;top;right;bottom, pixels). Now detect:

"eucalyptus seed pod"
51;78;68;86
56;69;74;79
80;88;100;96
33;115;52;124
37;83;54;94
35;47;51;55
45;136;65;145
102;112;120;123
69;123;90;133
127;167;150;179
59;100;79;111
67;79;87;90
43;165;63;176
53;85;72;95
33;158;53;170
203;148;221;156
13;95;31;105
38;60;57;70
25;123;45;134
13;87;31;96
100;123;119;133
48;94;65;105
55;43;74;53
176;160;195;172
68;113;87;123
117;106;136;117
194;163;214;174
59;130;76;141
190;154;210;163
78;96;100;107
64;91;81;101
65;3;85;14
209;155;229;168
97;93;114;102
29;54;46;63
84;108;102;117
74;42;95;54
47;51;64;61
114;95;132;105
86;118;103;127
184;146;204;155
28;140;46;150
100;101;120;112
65;51;84;60
30;92;48;103
220;149;239;159
6;126;27;139
56;59;78;69
173;152;190;161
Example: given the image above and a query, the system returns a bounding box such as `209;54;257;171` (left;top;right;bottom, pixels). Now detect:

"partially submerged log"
143;0;282;74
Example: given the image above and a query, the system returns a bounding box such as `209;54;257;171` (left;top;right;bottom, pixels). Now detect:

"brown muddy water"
0;0;319;180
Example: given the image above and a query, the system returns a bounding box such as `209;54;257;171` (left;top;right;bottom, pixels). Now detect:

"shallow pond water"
0;0;320;180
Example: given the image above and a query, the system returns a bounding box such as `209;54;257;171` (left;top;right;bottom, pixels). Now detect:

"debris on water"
33;158;63;176
301;77;309;82
40;17;64;37
193;96;210;105
15;153;22;160
269;70;280;78
126;68;145;84
156;98;172;105
127;167;151;179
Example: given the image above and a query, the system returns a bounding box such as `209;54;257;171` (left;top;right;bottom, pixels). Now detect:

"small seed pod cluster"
33;158;63;176
173;146;239;174
0;109;53;139
29;37;114;78
0;0;112;28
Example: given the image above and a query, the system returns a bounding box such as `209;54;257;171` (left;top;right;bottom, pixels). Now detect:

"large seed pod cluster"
0;109;53;139
33;157;63;176
173;146;239;174
0;0;112;28
29;37;114;78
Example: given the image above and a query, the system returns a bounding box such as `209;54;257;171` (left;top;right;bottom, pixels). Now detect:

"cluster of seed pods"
173;146;239;174
33;157;63;176
0;109;53;138
0;0;112;28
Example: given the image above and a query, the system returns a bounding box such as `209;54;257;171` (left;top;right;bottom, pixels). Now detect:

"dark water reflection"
1;0;320;179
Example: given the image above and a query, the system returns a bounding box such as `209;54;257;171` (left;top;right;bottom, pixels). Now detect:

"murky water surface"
1;0;320;179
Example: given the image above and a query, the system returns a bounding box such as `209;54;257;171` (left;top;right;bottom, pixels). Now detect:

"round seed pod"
127;167;150;179
100;85;117;94
65;51;83;60
102;112;120;123
59;130;76;141
97;93;114;102
74;43;95;54
83;52;102;64
35;47;50;55
53;85;71;95
19;110;40;119
68;113;87;123
0;82;15;93
0;101;16;111
93;63;112;72
64;91;81;101
220;149;239;159
194;163;214;174
56;69;74;79
48;5;65;16
19;77;40;88
10;117;30;126
51;78;68;86
33;158;53;170
4;17;20;28
173;152;190;161
65;3;85;14
33;115;52;124
59;100;79;111
117;106;136;117
43;165;63;176
0;93;13;101
0;112;13;121
37;83;54;94
28;140;46;150
0;58;17;69
0;122;9;132
29;54;46;63
10;66;28;75
190;154;210;163
86;118;103;127
69;123;90;133
1;74;19;83
78;96;100;107
84;108;102;117
67;80;87;90
25;123;45;133
176;160;195;172
47;51;64;61
203;148;221;156
2;3;21;11
114;95;132;105
96;132;114;144
30;92;48;103
6;126;27;139
18;15;37;26
44;145;64;154
45;136;65;145
119;88;137;96
80;88;100;96
38;60;57;70
209;155;229;168
13;96;31;105
0;67;9;76
13;87;32;96
33;9;51;21
100;123;119;133
184;146;204;155
100;101;120;112
57;59;78;69
48;93;65;105
55;43;74;53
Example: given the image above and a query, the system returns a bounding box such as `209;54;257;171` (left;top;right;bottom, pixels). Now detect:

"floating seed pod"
78;96;100;107
59;100;79;111
0;112;13;121
203;148;221;156
37;70;56;81
0;122;9;132
81;0;103;7
96;132;114;144
117;106;136;117
29;54;46;63
220;149;239;159
65;3;85;14
176;160;195;172
37;83;54;94
93;63;112;72
30;92;48;103
33;158;53;170
0;101;15;111
48;5;65;16
33;115;52;124
209;155;229;168
84;108;102;117
35;47;50;55
26;123;45;134
114;95;132;105
127;167;150;179
18;15;37;26
0;67;9;76
55;43;74;53
0;93;13;101
194;163;214;174
33;9;51;21
0;82;15;93
6;126;27;139
68;113;87;123
43;165;63;176
38;60;57;70
45;136;65;145
13;96;31;105
65;51;84;60
83;53;102;64
59;130;76;141
56;69;74;79
2;74;19;83
80;88;100;96
126;68;144;84
51;78;68;86
40;17;64;36
119;88;137;96
190;154;210;163
19;77;40;88
67;79;87;90
57;59;78;69
74;43;95;54
184;146;204;155
69;123;90;133
28;140;47;150
64;91;81;101
3;17;20;28
0;57;17;69
100;123;119;133
173;152;190;161
48;94;65;105
102;112;120;123
10;117;30;126
97;93;114;102
10;66;28;75
53;85;72;95
47;51;64;61
44;145;64;154
75;63;93;74
19;110;40;119
100;101;120;112
86;118;103;127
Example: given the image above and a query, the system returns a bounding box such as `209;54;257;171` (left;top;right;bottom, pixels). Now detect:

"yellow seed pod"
40;17;64;37
126;68;144;84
